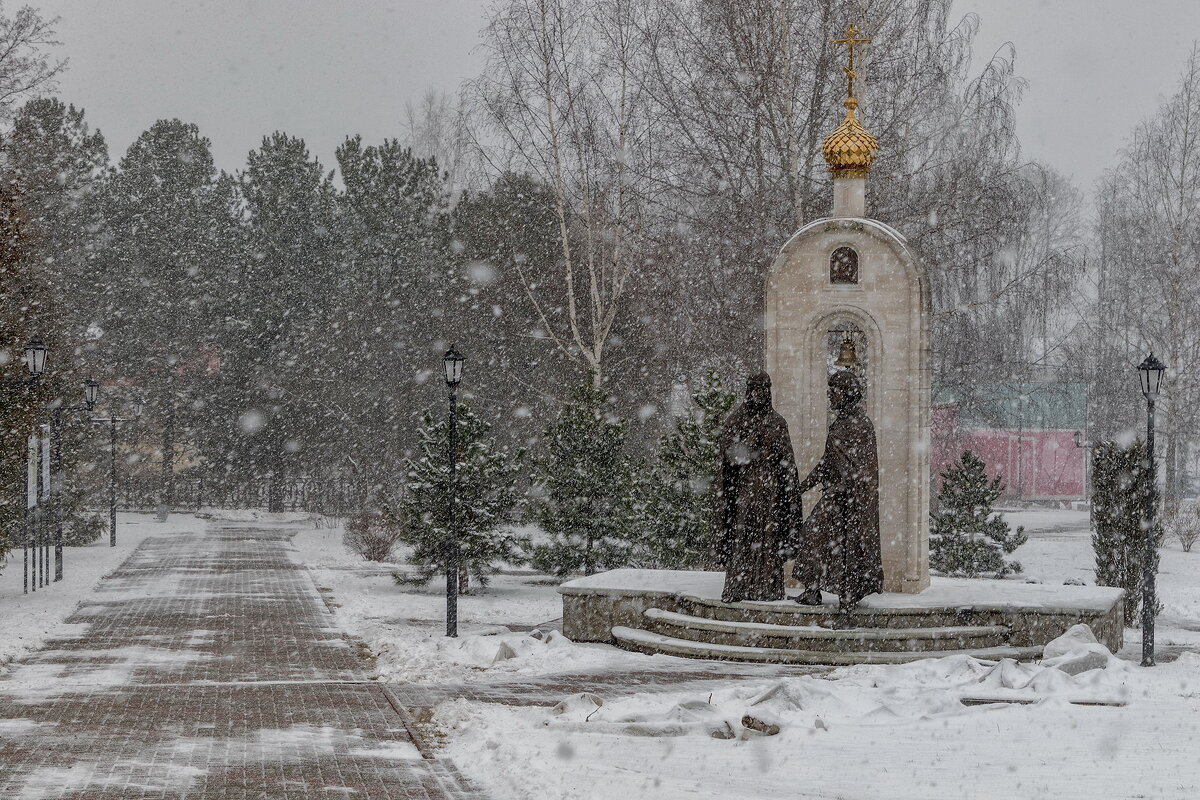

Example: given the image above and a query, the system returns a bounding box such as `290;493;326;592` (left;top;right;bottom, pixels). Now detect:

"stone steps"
676;593;1005;630
613;625;1044;666
642;608;1010;653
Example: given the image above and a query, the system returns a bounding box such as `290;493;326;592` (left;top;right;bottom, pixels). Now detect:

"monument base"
559;569;1124;665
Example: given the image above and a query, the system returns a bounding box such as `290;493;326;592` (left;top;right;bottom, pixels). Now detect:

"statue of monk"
793;369;883;609
713;372;802;603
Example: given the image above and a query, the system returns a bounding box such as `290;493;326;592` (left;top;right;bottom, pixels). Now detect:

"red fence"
932;406;1085;501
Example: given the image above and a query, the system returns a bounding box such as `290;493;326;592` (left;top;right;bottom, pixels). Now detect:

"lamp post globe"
24;338;47;377
1137;353;1166;400
84;379;100;412
443;345;465;387
1137;351;1166;667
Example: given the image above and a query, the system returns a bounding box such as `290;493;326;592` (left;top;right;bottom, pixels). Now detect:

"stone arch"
772;218;932;320
801;306;885;423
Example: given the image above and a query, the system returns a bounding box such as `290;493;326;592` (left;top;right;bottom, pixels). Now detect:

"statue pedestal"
559;569;1124;665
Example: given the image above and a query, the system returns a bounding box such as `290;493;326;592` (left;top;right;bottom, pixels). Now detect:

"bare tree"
1088;46;1200;513
0;4;64;121
473;0;658;388
402;89;483;197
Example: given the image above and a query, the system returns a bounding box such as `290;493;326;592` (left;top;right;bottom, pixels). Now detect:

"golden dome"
822;96;878;179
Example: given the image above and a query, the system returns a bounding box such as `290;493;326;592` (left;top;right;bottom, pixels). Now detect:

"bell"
835;337;858;368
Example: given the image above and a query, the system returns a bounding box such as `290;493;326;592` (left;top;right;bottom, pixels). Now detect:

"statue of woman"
713;373;803;602
793;369;883;609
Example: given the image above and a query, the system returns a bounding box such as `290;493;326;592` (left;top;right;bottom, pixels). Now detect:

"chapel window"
830;246;859;284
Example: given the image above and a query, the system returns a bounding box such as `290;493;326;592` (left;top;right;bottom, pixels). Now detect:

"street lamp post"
443;345;465;638
3;339;48;596
1137;352;1166;668
86;380;139;548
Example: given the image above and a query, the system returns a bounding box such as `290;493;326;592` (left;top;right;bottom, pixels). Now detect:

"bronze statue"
793;369;883;609
713;373;802;602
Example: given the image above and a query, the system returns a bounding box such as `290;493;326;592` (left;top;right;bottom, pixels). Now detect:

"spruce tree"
391;403;525;592
641;369;734;568
930;450;1027;577
529;380;638;576
1092;440;1156;625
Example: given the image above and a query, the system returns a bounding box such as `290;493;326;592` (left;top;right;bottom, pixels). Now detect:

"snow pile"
435;648;1200;800
528;632;1132;744
367;625;652;683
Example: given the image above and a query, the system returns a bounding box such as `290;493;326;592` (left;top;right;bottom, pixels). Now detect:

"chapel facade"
764;25;932;593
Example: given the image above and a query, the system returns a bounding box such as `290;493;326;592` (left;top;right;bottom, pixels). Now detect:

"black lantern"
133;396;146;417
84;379;100;412
1138;352;1166;400
443;345;465;387
24;338;47;377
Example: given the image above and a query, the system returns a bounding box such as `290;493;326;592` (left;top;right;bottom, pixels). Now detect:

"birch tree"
474;0;657;387
1088;47;1200;513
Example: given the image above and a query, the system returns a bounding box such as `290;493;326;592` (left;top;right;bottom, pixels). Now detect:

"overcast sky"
32;0;1200;196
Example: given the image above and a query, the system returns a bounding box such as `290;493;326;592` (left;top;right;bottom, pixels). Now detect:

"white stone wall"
765;217;931;593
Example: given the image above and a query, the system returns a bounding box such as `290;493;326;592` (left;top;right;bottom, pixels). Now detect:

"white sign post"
26;434;38;509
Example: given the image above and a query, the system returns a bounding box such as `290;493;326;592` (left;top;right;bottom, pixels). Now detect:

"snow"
562;568;1124;612
435;649;1200;800
290;522;667;682
0;513;188;673
287;509;1200;799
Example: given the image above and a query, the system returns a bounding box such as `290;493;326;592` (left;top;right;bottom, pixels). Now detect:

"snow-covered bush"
1092;439;1157;624
929;450;1026;577
1167;504;1200;553
64;512;105;546
343;512;402;562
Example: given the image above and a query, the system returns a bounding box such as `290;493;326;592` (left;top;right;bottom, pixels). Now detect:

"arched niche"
830;246;859;284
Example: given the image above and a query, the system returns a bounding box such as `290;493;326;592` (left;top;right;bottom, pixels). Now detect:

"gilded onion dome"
823;24;877;179
822;96;878;178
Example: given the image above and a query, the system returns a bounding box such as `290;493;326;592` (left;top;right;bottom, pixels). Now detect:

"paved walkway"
0;520;480;799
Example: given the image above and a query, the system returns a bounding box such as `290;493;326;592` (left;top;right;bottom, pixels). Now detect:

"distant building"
932;383;1087;502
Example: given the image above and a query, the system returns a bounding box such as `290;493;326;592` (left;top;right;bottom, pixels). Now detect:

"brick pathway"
0;520;481;799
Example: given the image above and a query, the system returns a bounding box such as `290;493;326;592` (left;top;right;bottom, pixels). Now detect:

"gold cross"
834;23;871;100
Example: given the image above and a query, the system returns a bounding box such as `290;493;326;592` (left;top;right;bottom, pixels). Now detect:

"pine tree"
641;369;734;568
930;450;1027;577
335;138;452;477
1092;440;1157;625
235;132;343;506
391;403;525;592
529;380;639;576
3;99;108;548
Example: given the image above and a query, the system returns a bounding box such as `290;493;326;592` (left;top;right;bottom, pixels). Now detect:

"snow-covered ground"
291;508;1200;800
0;513;190;671
435;647;1200;799
291;524;663;683
1004;507;1200;654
